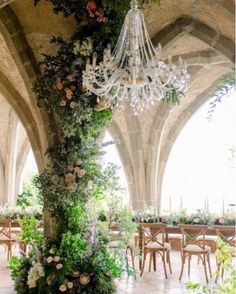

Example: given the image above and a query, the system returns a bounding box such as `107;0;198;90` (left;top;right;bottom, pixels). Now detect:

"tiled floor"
0;246;217;294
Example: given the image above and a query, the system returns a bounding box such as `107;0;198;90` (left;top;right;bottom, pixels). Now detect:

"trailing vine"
206;73;235;121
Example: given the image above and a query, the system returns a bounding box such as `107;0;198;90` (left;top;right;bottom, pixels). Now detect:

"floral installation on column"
9;1;169;293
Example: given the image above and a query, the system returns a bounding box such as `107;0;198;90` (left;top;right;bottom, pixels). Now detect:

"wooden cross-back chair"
212;225;236;282
178;225;212;283
108;223;135;273
139;223;172;278
0;219;14;259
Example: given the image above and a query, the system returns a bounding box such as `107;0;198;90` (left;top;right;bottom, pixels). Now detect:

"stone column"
0;154;5;206
5;110;19;206
15;139;30;198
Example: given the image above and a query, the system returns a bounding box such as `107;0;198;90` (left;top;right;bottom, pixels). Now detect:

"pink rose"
46;256;53;263
56;263;63;270
67;282;73;289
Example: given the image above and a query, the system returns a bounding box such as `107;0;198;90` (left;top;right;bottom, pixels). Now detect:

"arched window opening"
102;130;130;207
161;90;236;215
0;94;39;208
19;149;38;194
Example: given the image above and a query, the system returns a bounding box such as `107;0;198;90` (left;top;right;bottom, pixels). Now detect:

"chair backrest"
109;223;123;241
178;224;208;250
212;225;236;247
0;219;12;240
139;223;167;248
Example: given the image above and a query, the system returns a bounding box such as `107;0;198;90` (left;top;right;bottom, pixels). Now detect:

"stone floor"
0;246;217;294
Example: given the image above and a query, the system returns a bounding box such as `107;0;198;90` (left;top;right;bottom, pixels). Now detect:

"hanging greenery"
206;73;235;121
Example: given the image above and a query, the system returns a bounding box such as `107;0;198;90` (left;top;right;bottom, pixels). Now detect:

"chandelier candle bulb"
82;0;190;113
92;52;97;68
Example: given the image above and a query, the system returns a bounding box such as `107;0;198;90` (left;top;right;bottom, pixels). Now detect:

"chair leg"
207;253;212;278
162;250;168;279
128;246;135;271
153;252;156;272
149;252;152;272
221;267;224;279
167;250;172;274
188;255;191;276
203;254;209;283
179;252;185;280
140;251;147;276
125;248;129;273
215;263;220;283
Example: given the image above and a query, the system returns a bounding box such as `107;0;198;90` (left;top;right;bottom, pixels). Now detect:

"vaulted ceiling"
0;0;234;208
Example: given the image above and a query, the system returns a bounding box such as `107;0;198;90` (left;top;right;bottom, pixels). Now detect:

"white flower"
27;262;45;289
219;218;225;224
49;248;55;254
73;38;93;56
193;217;200;224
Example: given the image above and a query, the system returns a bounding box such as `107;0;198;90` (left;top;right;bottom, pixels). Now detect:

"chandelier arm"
137;19;149;66
141;14;157;60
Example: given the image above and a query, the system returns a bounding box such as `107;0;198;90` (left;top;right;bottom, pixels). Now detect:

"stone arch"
144;16;234;210
0;6;56;170
152;16;235;62
155;74;234;209
108;121;135;208
0;70;44;172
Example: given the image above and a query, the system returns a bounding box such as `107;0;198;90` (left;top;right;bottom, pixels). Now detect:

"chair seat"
197;235;218;241
228;246;236;255
184;244;211;253
0;235;20;242
145;241;171;250
168;234;183;239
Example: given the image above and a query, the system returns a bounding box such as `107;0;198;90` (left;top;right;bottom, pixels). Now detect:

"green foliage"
162;89;183;105
19;216;43;246
9;256;25;281
17;172;42;209
186;239;236;293
207;72;235;121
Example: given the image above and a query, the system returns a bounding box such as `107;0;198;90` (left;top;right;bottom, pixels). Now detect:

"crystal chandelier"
83;0;190;114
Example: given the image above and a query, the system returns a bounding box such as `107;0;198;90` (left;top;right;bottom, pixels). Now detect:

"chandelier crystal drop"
83;0;190;114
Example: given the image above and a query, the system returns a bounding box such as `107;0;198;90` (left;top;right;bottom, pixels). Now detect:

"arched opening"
0;93;39;208
161;89;236;214
102;130;130;207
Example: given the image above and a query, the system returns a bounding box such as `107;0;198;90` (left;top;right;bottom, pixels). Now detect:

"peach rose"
79;274;90;286
59;100;66;107
53;256;60;262
67;282;73;289
56;79;63;90
59;284;67;292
